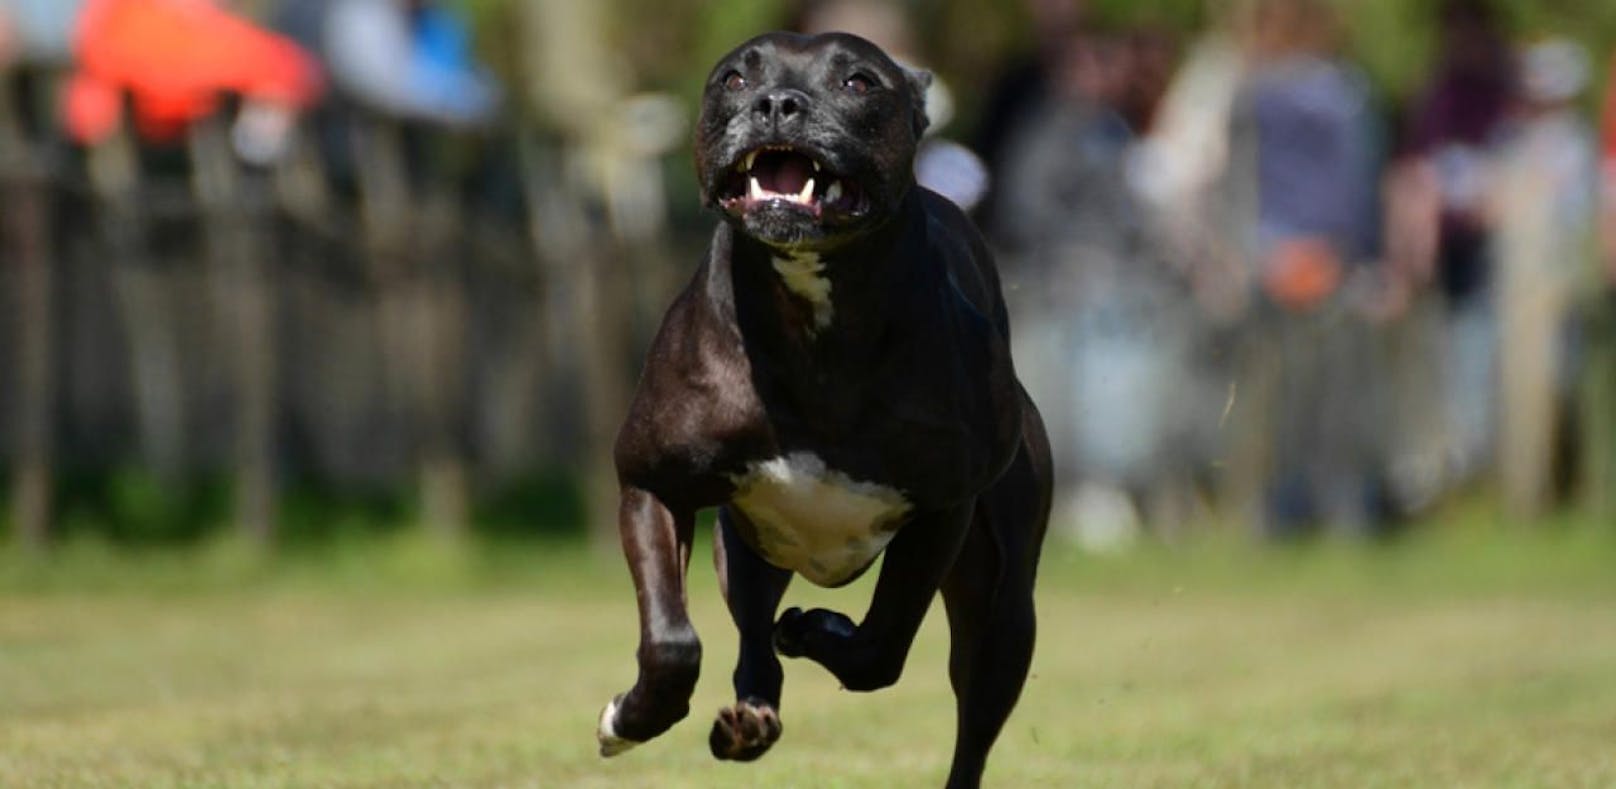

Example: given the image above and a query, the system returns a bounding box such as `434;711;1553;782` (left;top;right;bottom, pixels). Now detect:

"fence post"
189;113;279;544
350;117;470;539
1;71;55;550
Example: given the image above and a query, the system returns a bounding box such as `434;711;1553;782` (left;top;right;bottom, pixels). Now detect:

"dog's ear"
904;67;932;138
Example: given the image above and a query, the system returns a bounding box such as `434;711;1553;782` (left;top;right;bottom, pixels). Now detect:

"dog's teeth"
797;177;815;204
743;151;757;172
749;176;764;201
825;180;843;204
812;160;821;172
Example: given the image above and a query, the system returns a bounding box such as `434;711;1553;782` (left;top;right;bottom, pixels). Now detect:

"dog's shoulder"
906;189;1026;489
613;234;767;503
917;188;1011;340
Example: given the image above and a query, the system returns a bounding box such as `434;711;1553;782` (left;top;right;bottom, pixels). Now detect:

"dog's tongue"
772;156;812;195
760;153;813;196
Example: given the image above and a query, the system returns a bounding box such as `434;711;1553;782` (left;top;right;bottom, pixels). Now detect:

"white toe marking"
597;697;640;757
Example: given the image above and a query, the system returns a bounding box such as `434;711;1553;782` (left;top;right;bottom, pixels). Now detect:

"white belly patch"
730;452;912;587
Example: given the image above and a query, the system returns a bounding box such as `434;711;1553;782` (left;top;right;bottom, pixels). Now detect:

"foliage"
3;469;586;548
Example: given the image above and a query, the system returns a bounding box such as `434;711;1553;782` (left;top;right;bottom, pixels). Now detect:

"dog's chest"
729;452;912;587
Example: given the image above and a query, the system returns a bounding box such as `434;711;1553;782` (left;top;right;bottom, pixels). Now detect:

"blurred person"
1398;0;1515;489
319;0;500;128
1116;27;1177;135
1235;0;1385;535
972;0;1087;229
1584;51;1616;516
1489;39;1598;519
1243;0;1378;288
991;27;1216;546
268;0;504;190
64;0;322;149
993;29;1135;255
1128;4;1252;323
0;0;85;66
1126;3;1286;529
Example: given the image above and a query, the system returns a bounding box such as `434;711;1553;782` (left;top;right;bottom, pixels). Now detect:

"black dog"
597;31;1052;788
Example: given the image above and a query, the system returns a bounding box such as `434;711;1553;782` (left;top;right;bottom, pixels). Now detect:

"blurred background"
3;0;1614;551
4;1;1616;786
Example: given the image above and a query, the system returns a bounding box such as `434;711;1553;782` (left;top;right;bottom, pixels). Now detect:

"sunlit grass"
2;521;1615;787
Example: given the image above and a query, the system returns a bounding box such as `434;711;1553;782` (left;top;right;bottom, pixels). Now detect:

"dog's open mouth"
718;146;867;219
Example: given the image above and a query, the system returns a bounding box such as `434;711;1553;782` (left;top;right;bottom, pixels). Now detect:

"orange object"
1263;238;1343;312
65;0;321;143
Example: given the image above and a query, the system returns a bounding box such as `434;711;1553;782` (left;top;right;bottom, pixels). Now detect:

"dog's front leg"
774;500;974;692
597;486;701;756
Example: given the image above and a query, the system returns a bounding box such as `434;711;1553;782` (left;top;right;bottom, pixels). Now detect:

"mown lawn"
3;524;1616;787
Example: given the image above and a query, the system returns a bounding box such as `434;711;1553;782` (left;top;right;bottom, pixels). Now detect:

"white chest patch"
730;452;912;587
771;252;834;331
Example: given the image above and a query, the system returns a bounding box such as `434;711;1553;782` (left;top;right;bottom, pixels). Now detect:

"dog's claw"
710;697;783;761
597;696;642;757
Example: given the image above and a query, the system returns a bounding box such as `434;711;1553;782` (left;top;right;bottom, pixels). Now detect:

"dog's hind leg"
710;507;792;761
940;430;1051;788
773;499;975;693
939;518;1036;789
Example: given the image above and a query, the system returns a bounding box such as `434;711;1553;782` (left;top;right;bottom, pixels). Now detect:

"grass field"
4;523;1616;788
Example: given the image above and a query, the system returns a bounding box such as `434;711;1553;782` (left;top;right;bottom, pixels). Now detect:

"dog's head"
695;32;931;251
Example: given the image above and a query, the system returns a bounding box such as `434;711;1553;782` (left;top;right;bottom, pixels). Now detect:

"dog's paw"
709;697;782;762
597;696;642;757
773;606;857;658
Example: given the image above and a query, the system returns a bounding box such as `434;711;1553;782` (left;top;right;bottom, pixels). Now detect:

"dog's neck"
723;193;923;348
768;249;836;332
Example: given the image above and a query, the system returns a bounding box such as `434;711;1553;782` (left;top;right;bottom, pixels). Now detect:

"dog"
596;31;1053;788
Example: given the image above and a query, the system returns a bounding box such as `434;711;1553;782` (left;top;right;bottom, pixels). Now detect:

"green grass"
3;525;1616;787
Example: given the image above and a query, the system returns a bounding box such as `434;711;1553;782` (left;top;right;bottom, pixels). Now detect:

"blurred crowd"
1;0;1613;546
969;0;1616;545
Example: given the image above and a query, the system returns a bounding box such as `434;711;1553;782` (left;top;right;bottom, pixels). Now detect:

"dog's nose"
753;89;810;127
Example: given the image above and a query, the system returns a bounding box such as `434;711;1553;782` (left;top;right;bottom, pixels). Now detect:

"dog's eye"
722;71;747;91
842;73;876;95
